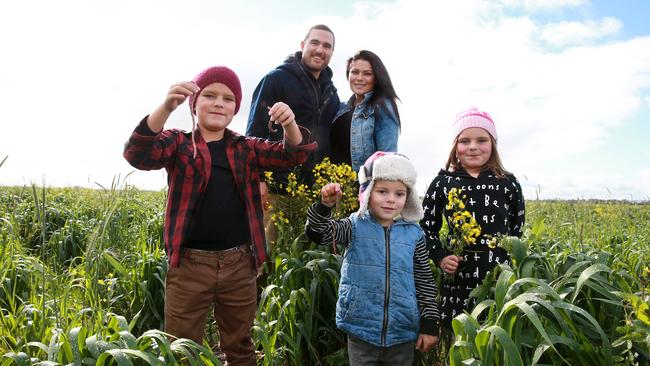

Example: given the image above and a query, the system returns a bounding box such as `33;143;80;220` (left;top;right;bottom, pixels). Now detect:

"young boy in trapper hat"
305;151;440;365
124;66;316;365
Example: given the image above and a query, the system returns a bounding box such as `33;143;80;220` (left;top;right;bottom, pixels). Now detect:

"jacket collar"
281;51;334;84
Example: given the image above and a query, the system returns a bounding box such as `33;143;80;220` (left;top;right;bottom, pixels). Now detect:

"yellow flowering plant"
265;159;359;250
312;158;359;218
444;188;481;257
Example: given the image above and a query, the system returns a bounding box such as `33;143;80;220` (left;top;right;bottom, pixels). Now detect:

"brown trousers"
165;245;257;366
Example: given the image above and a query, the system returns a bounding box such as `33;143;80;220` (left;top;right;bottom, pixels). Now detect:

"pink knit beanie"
189;66;242;115
453;107;497;141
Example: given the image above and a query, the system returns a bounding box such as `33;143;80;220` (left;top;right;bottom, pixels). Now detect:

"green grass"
0;185;648;365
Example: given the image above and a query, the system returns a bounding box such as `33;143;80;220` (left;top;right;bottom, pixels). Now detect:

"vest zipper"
381;226;390;346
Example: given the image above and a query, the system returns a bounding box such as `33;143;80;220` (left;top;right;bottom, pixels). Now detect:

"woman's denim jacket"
333;92;400;172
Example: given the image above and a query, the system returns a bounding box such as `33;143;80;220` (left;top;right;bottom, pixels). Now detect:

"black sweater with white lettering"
420;168;525;324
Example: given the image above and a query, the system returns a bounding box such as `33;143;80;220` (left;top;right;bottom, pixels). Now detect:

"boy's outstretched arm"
267;102;302;147
305;183;351;247
123;81;200;171
147;81;199;133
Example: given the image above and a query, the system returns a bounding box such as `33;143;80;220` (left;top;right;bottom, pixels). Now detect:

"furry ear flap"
358;165;370;185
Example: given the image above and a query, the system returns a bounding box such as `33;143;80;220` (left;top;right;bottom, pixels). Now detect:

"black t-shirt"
186;139;249;250
330;109;352;166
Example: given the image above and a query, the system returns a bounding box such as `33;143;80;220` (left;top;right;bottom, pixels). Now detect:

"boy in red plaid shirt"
124;66;316;365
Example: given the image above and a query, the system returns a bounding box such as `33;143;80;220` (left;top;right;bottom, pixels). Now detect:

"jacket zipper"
381;226;390;346
299;65;323;140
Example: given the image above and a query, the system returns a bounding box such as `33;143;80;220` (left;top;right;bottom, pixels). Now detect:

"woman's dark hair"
346;50;400;126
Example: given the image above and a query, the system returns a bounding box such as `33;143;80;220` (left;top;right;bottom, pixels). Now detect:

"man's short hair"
304;24;335;46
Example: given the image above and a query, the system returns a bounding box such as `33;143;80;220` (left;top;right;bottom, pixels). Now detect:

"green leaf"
552;301;612;364
478;325;524;366
117;349;164;366
68;327;86;366
495;269;515;311
102;252;129;278
1;352;32;366
509;237;528;265
96;349;134;366
570;263;611;304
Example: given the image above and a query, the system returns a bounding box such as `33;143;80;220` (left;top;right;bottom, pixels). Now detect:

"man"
246;24;340;244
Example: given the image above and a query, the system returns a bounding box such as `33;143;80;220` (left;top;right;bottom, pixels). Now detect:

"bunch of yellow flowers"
264;159;360;242
312;158;359;217
445;187;481;256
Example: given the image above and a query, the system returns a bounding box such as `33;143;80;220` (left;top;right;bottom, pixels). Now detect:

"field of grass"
0;180;648;365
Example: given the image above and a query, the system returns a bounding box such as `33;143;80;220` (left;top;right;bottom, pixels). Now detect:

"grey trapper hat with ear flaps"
357;152;424;222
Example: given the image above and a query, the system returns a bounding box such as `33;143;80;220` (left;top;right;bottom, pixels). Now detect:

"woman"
330;50;401;173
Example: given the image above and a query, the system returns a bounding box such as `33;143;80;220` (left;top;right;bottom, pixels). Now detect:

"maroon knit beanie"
189;66;242;115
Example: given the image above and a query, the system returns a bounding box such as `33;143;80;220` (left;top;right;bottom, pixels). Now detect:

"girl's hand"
268;102;296;128
416;334;438;352
320;183;342;208
439;255;463;274
164;81;200;112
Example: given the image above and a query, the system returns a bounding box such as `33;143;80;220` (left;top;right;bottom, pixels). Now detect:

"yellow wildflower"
445;188;481;256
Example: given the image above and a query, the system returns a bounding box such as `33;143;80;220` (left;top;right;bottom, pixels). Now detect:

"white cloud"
497;0;585;12
1;0;649;200
540;17;623;47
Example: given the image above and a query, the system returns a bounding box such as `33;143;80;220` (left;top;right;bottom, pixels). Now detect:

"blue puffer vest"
333;93;399;172
336;212;423;347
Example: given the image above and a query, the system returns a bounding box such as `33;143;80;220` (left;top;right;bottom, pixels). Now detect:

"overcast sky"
1;0;649;200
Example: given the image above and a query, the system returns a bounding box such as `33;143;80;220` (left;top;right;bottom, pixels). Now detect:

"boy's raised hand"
268;102;296;128
164;81;200;112
147;81;200;134
320;183;342;208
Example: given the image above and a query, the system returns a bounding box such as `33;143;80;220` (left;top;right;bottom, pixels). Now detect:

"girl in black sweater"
421;107;525;325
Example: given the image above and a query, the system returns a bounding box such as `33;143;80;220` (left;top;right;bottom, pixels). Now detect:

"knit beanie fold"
357;151;424;222
189;66;242;114
453;107;497;141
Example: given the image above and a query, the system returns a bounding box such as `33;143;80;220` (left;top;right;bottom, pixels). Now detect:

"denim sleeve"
373;101;400;152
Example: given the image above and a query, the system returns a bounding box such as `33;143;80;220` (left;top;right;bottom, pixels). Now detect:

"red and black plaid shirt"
124;117;316;268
